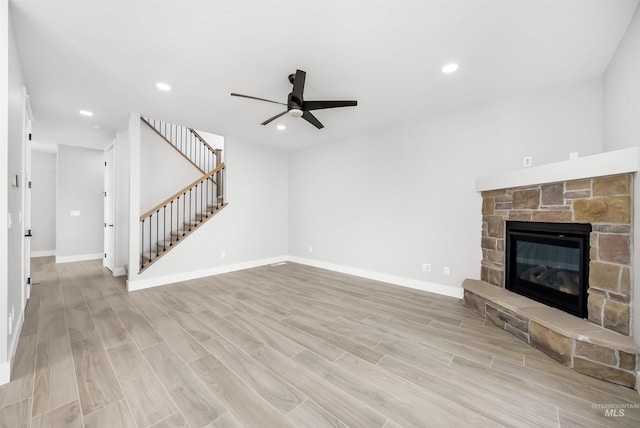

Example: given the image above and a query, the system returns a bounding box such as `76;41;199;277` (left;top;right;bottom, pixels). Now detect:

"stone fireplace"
480;173;631;335
462;149;638;388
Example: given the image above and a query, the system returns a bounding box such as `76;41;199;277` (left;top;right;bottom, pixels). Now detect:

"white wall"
0;0;10;382
128;133;289;289
0;0;27;384
56;145;104;262
603;4;640;355
289;78;604;297
31;150;56;255
140;120;203;214
604;6;640;151
114;130;129;275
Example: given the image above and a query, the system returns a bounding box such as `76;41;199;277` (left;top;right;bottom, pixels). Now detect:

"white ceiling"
10;0;639;151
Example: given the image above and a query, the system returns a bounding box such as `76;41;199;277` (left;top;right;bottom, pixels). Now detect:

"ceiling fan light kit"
231;69;357;129
288;108;303;117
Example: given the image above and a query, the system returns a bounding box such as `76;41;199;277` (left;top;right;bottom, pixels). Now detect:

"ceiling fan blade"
302;111;324;129
291;70;306;104
261;110;288;125
303;100;358;111
231;93;286;106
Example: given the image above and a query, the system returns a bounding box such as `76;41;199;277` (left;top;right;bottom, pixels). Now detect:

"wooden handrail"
140;117;207;175
140;163;225;221
189;128;218;155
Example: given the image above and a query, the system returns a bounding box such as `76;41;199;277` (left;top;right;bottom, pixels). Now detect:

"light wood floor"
0;258;638;428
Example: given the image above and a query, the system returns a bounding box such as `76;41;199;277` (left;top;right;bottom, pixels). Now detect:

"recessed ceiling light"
79;110;93;117
277;124;286;131
442;63;459;74
156;82;171;91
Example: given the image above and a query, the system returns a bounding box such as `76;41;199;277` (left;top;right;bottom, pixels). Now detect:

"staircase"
139;117;227;272
141;116;218;174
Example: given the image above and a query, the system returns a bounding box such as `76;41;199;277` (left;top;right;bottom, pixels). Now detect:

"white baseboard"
127;255;288;291
31;250;55;257
112;266;126;277
1;307;25;385
287;256;464;299
126;254;463;300
56;253;103;264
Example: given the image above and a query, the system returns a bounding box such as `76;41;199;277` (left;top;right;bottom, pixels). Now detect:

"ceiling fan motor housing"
287;92;302;111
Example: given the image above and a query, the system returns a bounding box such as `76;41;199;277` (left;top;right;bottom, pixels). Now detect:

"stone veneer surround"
480;173;632;336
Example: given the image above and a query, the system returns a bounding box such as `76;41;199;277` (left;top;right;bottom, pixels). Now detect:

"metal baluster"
189;189;192;231
170;201;174;245
163;206;166;251
156;210;160;256
149;215;153;262
141;218;145;267
177;197;180;240
183;192;186;236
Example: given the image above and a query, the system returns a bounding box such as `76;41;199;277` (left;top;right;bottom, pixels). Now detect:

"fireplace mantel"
476;147;638;192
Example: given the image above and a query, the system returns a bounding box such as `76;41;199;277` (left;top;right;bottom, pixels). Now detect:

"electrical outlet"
308;246;313;253
8;316;12;335
523;156;532;167
569;152;579;160
422;263;431;272
220;250;226;258
443;266;450;275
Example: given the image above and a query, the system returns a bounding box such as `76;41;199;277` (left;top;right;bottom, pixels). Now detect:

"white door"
23;90;33;303
104;145;115;272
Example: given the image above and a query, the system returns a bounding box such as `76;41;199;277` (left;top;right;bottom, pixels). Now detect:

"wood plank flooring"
0;257;638;427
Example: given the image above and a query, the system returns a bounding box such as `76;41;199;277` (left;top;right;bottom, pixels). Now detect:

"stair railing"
139;162;226;271
141;117;219;174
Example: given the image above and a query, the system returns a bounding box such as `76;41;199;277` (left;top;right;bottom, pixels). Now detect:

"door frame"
22;87;33;304
103;143;115;272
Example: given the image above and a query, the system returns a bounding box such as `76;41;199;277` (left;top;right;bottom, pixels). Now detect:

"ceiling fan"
231;69;357;129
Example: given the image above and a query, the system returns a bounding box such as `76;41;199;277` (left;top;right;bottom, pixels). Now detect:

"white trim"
103;142;114;152
56;253;103;264
23;87;33;122
125;254;464;299
287;256;464;299
112;266;126;277
127;255;288;291
476;147;639;191
1;306;25;385
31;249;55;257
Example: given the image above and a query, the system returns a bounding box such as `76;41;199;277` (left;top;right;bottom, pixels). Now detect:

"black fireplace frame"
505;221;591;318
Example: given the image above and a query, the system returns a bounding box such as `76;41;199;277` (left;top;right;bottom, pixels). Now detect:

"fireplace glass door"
505;221;591;318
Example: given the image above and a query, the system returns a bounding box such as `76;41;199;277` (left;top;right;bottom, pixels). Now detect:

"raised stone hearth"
463;279;637;388
480;173;632;335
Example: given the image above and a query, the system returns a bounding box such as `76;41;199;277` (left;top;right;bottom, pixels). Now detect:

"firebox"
505;221;591;318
